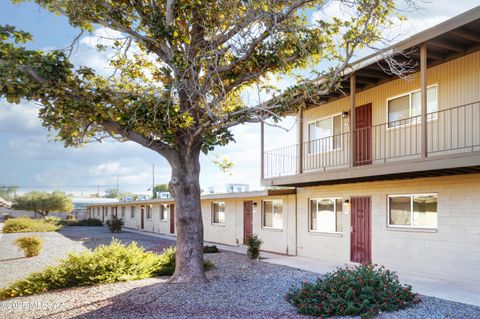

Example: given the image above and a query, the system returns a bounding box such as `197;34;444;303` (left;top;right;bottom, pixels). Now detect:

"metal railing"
263;101;480;178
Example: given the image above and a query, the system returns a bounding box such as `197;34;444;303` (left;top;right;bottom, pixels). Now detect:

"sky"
0;0;479;196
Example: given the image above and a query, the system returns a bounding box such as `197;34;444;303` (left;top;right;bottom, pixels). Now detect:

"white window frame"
212;202;226;225
130;206;135;219
386;84;438;129
146;205;152;220
309;197;343;234
387;193;438;229
262;200;283;230
160;204;169;221
307;113;343;155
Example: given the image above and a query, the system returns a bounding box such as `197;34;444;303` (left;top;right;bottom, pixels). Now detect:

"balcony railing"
263;101;480;178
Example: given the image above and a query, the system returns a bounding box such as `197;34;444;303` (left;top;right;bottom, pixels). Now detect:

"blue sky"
1;0;479;196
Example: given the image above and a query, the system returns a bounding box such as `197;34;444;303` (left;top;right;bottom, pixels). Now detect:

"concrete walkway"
124;227;480;307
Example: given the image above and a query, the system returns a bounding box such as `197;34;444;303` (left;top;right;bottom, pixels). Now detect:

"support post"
420;43;428;157
297;110;304;174
260;121;265;179
350;73;356;167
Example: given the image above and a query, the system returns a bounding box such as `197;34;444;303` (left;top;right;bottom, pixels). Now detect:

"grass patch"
0;240;213;299
3;217;61;233
287;264;419;318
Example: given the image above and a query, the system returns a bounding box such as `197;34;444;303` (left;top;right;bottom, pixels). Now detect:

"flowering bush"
286;263;420;318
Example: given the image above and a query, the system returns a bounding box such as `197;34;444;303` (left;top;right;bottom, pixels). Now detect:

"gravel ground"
1;227;479;319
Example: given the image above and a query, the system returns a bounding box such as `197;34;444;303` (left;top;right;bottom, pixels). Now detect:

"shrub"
106;217;124;232
203;245;219;253
246;234;262;260
286;264;420;318
0;241;214;299
203;259;215;271
61;218;103;227
44;216;62;225
3;215;14;221
3;217;61;233
65;214;75;221
15;236;43;257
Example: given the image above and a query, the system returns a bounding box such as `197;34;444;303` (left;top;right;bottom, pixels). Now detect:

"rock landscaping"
0;227;479;319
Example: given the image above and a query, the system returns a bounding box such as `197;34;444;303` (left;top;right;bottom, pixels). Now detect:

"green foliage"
44;216;62;225
12;191;73;218
3;215;15;221
152;184;169;199
286;264;420;318
65;214;75;221
0;186;17;201
14;236;43;257
105;217;124;232
62;218;103;226
0;241;214;299
246;234;262;260
3;217;61;233
203;259;215;271
203;245;219;253
0;1;403;153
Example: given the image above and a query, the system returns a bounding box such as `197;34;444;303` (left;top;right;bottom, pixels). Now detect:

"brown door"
243;201;253;244
350;196;371;263
140;205;145;229
102;207;105;222
169;204;175;234
354;103;372;166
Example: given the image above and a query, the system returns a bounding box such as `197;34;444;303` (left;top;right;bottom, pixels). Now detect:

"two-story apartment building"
261;6;480;283
88;6;480;285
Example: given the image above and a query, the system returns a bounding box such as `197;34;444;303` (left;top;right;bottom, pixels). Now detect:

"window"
130;206;135;219
387;86;437;127
212;202;225;224
308;114;342;153
121;206;125;218
146;205;152;220
388;194;437;228
263;200;283;229
160;204;169;221
310;198;343;233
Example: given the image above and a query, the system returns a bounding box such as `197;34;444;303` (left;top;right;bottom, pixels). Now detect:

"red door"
355;103;372;166
243;201;253;244
350;196;371;263
140;205;145;230
169;204;175;234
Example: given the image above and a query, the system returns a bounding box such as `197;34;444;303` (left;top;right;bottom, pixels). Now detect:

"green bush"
106;217;124;232
203;245;219;253
61;218;103;227
3;217;61;233
44;216;62;225
3;215;14;221
246;234;262;260
65;214;75;221
0;241;214;299
203;259;215;271
15;236;43;257
286;264;420;318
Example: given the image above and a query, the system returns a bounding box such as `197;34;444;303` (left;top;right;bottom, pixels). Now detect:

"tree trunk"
167;147;207;283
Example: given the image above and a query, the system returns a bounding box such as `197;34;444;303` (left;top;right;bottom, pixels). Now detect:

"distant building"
226;183;249;193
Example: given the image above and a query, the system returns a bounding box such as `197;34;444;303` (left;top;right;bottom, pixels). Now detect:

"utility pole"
116;176;119;199
152;164;155;199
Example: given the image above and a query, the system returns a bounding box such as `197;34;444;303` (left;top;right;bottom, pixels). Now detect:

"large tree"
12;191;74;218
0;0;415;282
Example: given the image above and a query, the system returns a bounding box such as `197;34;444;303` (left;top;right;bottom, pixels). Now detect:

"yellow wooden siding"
302;51;480;166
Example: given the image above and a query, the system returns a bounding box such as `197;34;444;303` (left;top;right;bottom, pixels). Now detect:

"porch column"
420;43;428;157
350;73;356;167
260;121;265;179
297;110;304;174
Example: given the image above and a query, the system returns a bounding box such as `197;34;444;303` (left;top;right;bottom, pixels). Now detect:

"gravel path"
1;227;479;319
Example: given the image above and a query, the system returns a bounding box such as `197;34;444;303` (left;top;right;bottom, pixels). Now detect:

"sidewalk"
124;228;480;307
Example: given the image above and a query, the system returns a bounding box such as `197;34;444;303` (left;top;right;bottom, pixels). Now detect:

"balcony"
262;101;480;186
